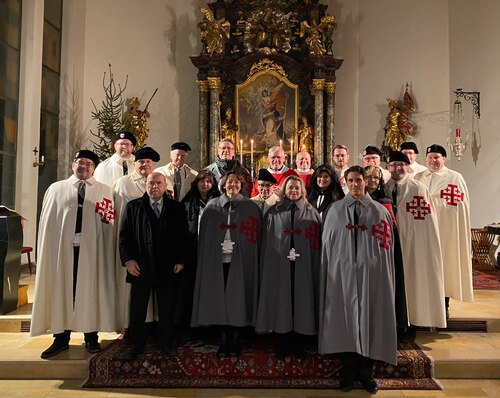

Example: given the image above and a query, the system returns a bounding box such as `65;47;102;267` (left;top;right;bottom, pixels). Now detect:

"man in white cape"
385;151;447;342
94;131;136;186
113;146;160;331
415;144;473;316
400;141;427;178
31;150;116;359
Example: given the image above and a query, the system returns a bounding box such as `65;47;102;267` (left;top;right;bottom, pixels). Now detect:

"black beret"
75;149;100;166
387;151;410;164
400;142;419;154
115;131;137;146
257;168;278;184
426;144;447;157
171;142;191;152
134;146;160;162
363;145;383;157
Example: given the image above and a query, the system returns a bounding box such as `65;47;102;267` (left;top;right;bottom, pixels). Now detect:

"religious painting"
235;61;298;154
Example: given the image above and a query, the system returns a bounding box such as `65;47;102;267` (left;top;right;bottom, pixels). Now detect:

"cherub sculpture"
199;7;230;55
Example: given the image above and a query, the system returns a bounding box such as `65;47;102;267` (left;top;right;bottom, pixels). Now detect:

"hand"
126;260;140;276
173;264;184;273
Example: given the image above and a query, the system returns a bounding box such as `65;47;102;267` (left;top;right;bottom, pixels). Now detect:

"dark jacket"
119;192;188;286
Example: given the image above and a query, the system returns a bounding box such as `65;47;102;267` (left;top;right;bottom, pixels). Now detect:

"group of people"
31;131;472;394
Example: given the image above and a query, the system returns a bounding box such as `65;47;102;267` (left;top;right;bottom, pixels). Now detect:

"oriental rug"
472;269;500;290
84;336;440;390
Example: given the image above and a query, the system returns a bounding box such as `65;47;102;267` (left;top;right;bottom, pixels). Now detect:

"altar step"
0;331;499;380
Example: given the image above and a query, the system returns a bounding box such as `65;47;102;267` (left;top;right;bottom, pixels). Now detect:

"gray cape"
255;198;322;335
319;193;397;365
191;194;262;327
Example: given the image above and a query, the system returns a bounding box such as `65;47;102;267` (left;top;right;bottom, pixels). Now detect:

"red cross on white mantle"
95;198;115;224
405;196;431;220
440;184;464;206
371;219;392;250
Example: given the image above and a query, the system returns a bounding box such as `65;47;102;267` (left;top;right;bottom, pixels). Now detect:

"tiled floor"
1;271;499;397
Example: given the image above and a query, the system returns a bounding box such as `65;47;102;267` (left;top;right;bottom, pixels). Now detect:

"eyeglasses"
74;160;94;167
388;162;407;169
219;146;234;151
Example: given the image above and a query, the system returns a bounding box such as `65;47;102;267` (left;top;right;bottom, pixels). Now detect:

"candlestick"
240;139;243;164
250;139;254;179
290;139;294;165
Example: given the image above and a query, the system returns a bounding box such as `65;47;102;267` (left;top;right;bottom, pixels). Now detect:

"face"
426;153;446;172
170;149;187;167
218;141;235;160
146;173;167;201
317;171;332;189
269;149;285;171
295;152;311;171
333;148;349;168
197;177;213;195
72;158;95;180
114;139;134;158
401;149;417;164
388;161;408;181
366;169;381;193
363;154;380;167
257;181;273;200
224;174;242;198
346;171;367;199
134;159;154;177
285;179;302;202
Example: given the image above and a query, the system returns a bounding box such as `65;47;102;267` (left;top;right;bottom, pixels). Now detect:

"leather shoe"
85;340;101;353
41;340;69;359
339;375;354;392
162;344;177;357
360;378;378;394
121;346;143;360
275;341;291;360
216;341;230;358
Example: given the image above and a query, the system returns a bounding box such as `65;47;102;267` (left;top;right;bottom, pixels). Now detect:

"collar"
70;174;96;186
149;196;164;207
268;166;289;174
130;170;145;182
283;197;305;211
112;152;135;164
345;192;372;208
220;193;244;208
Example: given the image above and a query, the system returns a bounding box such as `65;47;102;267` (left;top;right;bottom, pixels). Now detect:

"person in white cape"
31;150;116;359
400;141;427;178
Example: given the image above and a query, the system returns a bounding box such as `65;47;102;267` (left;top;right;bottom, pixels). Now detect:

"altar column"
208;77;222;164
312;78;325;167
197;79;210;167
324;81;336;166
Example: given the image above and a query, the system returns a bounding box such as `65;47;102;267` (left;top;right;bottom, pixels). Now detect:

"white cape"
94;153;135;187
31;175;116;336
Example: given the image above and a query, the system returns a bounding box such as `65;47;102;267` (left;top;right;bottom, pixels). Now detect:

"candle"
279;139;282;148
250;139;254;179
240;139;243;164
41;155;45;162
455;128;461;138
290;139;294;165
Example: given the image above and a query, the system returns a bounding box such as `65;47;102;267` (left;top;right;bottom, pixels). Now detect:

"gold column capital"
207;77;222;90
311;78;325;91
196;80;209;92
325;81;336;94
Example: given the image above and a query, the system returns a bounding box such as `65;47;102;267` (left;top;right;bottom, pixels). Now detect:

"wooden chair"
21;246;34;275
471;228;495;270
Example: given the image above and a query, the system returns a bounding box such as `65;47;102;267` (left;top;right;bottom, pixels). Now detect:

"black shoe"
85;340;101;353
360;377;378;394
216;341;230;358
228;340;241;357
41;340;69;359
162;344;177;357
293;343;306;359
339;375;354;392
121;346;143;360
400;325;417;343
275;341;291;360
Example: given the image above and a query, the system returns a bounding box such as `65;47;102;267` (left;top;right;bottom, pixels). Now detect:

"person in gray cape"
191;171;262;358
256;175;322;359
319;165;397;394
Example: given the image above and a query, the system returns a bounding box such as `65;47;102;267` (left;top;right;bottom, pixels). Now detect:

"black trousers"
128;282;175;347
339;352;374;381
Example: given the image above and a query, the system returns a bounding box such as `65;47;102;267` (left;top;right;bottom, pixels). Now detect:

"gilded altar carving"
249;58;287;79
199;7;231;55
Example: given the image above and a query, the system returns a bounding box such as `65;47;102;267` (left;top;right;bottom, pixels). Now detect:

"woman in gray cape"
191;171;262;358
256;175;322;359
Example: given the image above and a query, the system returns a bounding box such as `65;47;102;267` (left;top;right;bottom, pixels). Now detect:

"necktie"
353;200;360;255
152;202;161;218
174;168;182;201
122;160;128;176
392;183;398;214
75;181;85;233
260;200;266;214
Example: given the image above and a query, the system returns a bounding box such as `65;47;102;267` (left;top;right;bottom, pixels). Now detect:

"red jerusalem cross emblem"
440;184;464;206
95;198;115;224
405;196;431;220
240;216;260;243
304;222;320;251
371;219;392;250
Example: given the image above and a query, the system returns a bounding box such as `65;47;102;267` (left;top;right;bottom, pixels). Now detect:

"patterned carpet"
473;269;500;290
84;335;440;390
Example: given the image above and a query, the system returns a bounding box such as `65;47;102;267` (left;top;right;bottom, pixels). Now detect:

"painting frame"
235;60;299;155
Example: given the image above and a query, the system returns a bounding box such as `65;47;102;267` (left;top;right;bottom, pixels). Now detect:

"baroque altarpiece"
191;0;343;171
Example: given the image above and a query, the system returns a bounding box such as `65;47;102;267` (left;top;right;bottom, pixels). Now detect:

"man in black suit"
119;172;188;359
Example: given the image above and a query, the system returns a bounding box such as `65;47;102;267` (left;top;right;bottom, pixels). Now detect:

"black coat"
119;193;188;286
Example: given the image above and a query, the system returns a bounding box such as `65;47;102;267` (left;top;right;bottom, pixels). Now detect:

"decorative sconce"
447;88;480;161
32;147;45;168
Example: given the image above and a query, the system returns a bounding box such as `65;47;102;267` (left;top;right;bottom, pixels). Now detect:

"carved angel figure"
199;7;230;55
398;85;417;138
296;116;313;153
384;86;416;151
124;97;150;148
300;19;326;56
220;107;238;144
